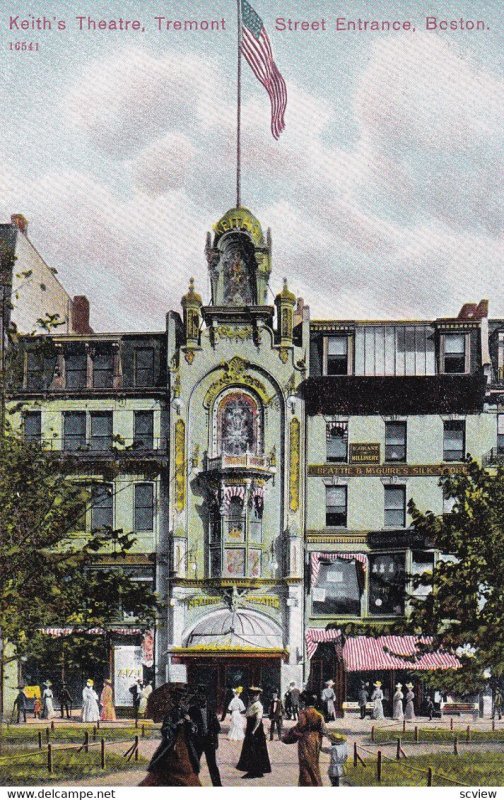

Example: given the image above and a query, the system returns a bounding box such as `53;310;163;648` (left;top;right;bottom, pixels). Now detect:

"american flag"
240;0;287;139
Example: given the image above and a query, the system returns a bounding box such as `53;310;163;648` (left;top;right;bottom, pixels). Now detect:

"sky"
1;0;503;331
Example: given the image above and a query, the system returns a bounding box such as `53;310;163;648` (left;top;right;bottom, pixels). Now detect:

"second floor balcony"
204;452;276;476
40;436;169;463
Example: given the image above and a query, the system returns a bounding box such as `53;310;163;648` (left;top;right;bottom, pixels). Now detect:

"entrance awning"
342;636;460;671
305;628;342;659
185;608;283;650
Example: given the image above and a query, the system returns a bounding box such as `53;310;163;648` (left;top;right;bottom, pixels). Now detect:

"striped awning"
305;628;342;659
342;636;461;671
311;552;368;586
42;627;143;636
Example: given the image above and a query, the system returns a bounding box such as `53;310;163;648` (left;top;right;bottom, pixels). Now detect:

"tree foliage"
0;433;159;667
403;458;504;692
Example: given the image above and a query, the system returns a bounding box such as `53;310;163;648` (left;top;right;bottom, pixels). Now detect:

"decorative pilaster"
174;419;186;513
289;417;300;512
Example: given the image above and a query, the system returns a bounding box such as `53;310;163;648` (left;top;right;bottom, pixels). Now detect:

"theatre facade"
4;208;504;714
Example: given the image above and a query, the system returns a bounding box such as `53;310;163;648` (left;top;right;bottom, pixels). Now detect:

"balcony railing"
38;437;168;460
482;447;504;466
205;453;275;473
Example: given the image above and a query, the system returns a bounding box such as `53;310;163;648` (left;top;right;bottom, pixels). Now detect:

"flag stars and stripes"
240;0;287;139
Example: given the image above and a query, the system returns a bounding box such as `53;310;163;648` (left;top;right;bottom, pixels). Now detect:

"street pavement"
51;715;504;787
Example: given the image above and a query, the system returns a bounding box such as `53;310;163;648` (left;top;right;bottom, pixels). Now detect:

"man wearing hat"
188;686;222;786
268;690;284;741
392;683;404;721
321;680;337;722
13;686;27;723
371;681;384;719
288;681;301;721
358;682;369;720
59;683;73;719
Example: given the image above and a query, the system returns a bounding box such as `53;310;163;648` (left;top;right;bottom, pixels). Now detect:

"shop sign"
308;463;468;477
349;443;380;464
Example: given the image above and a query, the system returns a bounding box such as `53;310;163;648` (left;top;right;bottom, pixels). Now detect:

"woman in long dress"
392;683;404;720
138;682;153;717
404;683;415;720
100;678;116;721
282;691;327;786
321;680;337;722
81;679;100;723
236;687;271;778
139;688;201;787
371;681;385;720
228;687;246;741
42;681;56;720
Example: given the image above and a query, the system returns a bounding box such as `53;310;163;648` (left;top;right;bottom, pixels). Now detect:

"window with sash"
325;486;347;527
65;349;87;389
442;333;468;374
134;411;154;450
63;411;86;451
384;485;406;527
385;421;406;462
325;335;349;375
24;410;41;442
134;483;154;531
209;492;264;578
326;421;348;462
89;411;113;450
134;348;154;387
443;420;465;461
91;484;113;530
92;349;114;388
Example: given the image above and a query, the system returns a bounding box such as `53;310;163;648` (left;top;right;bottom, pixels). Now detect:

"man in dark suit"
59;684;73;719
268;690;284;740
189;688;222;786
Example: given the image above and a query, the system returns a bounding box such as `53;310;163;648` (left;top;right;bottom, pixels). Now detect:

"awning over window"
310;552;368;586
305;628;342;659
342;636;460;671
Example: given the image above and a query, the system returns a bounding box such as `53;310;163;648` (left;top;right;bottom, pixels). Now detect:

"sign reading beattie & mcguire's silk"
308;463;469;477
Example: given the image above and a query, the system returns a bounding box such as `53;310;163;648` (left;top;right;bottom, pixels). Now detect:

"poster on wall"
113;645;143;707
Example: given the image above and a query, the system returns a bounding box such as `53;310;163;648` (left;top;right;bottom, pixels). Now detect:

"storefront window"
312;559;362;616
411;551;434;598
369;553;405;615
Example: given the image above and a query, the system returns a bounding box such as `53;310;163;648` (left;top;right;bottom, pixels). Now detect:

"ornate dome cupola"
181;277;202;350
203;207;273;327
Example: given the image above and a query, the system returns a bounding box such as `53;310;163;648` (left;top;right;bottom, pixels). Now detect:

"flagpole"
236;0;242;208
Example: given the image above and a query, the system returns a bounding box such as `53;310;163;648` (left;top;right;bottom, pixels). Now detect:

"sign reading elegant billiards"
349;443;380;464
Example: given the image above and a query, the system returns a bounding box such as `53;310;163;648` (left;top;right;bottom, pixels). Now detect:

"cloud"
3;35;503;331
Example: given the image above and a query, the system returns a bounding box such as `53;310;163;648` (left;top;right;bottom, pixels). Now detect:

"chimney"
11;214;28;235
71;295;93;334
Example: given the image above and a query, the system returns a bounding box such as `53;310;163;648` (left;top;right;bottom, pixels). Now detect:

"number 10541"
9;41;40;51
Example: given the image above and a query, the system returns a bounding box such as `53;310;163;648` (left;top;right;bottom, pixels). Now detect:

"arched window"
215;390;262;456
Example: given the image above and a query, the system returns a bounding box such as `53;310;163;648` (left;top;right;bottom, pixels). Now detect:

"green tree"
0;433;158;711
403;458;504;693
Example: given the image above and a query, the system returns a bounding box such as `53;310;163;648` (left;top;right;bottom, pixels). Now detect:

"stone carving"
174;419;186;512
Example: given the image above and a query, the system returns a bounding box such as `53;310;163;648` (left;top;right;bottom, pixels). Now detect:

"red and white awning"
42;627;143;636
342;636;460;671
305;628;342;660
310;552;368;586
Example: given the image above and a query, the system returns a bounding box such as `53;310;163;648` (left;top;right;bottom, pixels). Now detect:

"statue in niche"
221;236;256;306
221;397;255;455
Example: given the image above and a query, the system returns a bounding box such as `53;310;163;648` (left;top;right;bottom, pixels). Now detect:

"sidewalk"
57;715;504;787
